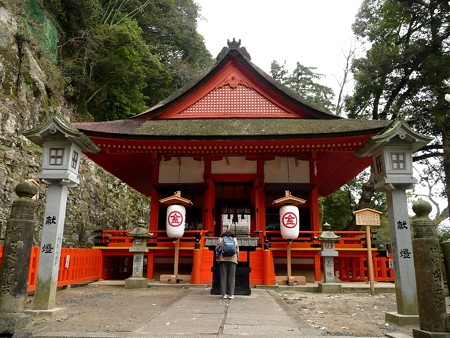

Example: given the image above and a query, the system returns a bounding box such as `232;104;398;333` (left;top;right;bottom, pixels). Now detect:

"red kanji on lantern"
282;212;298;228
168;210;184;227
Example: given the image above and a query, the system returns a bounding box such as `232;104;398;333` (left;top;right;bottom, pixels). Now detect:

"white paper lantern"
280;205;299;240
166;204;185;238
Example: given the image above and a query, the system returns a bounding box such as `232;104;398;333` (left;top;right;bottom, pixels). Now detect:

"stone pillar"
440;240;450;296
22;115;100;313
411;200;450;337
33;184;69;310
353;120;431;325
0;181;37;334
385;189;419;325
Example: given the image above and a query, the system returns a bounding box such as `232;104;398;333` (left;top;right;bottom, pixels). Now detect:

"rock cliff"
0;2;149;247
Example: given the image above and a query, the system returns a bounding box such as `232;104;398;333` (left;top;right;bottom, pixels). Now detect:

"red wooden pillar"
203;160;215;233
255;159;266;235
149;155;160;232
191;234;203;284
309;153;322;281
147;155;159;280
146;251;154;280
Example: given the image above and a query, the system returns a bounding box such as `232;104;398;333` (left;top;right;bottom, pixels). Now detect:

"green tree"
320;170;388;233
346;0;450;221
270;61;335;112
43;0;213;120
106;0;213;100
85;17;163;120
319;190;354;230
42;0;103;34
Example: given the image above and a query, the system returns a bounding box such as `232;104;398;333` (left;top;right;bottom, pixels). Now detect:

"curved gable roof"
132;41;339;121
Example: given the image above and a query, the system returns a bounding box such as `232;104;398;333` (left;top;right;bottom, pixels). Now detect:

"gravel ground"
22;284;428;337
278;290;418;337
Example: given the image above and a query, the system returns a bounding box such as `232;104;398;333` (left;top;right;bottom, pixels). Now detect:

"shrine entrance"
214;181;253;237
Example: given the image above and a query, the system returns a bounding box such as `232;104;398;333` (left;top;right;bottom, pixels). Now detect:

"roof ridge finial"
216;38;251;61
227;38;241;49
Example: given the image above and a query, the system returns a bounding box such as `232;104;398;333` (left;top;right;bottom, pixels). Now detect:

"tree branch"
413;152;444;161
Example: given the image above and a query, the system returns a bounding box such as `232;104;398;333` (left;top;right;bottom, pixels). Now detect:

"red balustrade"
0;246;102;292
334;255;394;282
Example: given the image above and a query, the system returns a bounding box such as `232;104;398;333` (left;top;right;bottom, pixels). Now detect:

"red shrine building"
75;40;394;285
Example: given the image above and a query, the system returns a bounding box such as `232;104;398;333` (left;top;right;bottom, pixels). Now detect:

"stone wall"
0;3;149;247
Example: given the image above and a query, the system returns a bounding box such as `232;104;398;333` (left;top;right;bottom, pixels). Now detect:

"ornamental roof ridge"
216;38;251;61
131;40;339;121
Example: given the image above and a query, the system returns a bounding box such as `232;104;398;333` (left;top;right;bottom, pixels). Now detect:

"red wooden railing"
0;226;394;287
94;229;203;247
264;230;368;247
334;255;394;282
0;246;102;292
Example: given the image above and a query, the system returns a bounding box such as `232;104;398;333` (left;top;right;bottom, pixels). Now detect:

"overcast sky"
196;0;364;96
195;1;449;221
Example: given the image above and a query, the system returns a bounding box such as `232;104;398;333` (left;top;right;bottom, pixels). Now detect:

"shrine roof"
75;40;391;138
75;118;391;139
70;40;396;197
131;39;338;120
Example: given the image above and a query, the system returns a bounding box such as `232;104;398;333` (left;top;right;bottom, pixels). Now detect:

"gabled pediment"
137;45;338;121
155;61;304;119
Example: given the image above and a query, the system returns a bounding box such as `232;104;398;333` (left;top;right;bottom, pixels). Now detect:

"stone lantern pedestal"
22;116;99;312
318;222;342;294
356;121;431;325
125;220;153;289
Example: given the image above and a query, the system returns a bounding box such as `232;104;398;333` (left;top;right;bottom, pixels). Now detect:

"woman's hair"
220;231;234;237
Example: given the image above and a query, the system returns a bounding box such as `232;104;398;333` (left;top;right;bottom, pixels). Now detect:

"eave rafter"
93;135;371;157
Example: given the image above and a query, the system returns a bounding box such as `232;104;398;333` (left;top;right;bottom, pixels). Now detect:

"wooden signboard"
353;208;383;295
354;208;382;226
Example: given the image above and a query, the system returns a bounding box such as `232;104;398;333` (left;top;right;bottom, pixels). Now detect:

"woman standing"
216;231;239;299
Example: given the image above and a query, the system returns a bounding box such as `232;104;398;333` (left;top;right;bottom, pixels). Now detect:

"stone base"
0;313;30;335
159;274;191;284
275;275;306;286
318;282;342;294
385;311;419;326
24;307;66;318
412;329;450;338
125;277;149;289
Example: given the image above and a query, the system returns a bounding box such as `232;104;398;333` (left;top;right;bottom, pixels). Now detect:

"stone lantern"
356;120;432;324
24;116;98;187
317;222;341;293
125;219;153;289
22;116;99;312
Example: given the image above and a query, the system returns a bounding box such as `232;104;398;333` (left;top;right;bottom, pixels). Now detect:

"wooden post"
174;238;180;281
366;226;375;295
353;208;382;296
287;241;292;283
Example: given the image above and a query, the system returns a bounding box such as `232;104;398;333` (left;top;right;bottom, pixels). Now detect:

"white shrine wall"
158;156;310;183
211;156;257;174
264;157;310;183
159;157;204;183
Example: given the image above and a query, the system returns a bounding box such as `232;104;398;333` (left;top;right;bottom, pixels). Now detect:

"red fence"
1;243;394;286
334;255;394;282
0;246;102;292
